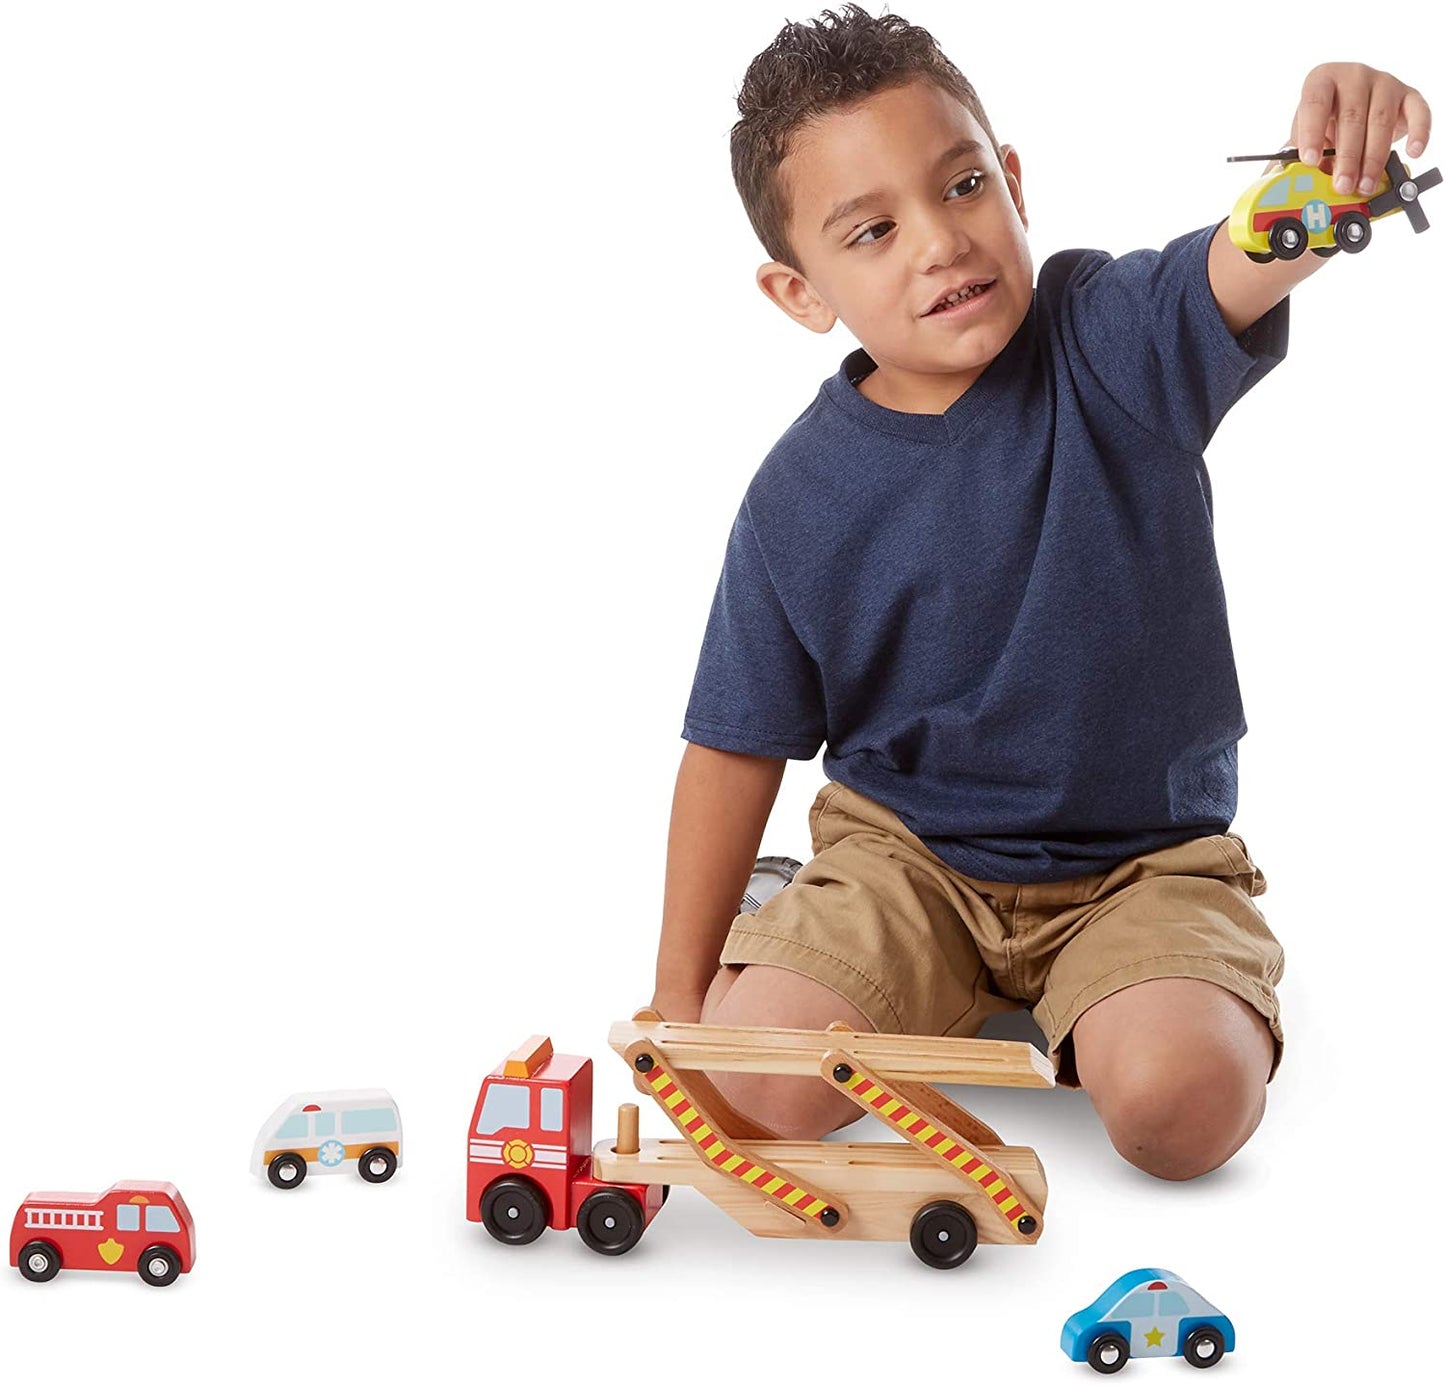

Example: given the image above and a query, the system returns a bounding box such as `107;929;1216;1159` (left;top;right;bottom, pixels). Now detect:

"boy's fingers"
1357;83;1406;195
1403;88;1432;158
1296;70;1336;165
1328;76;1372;193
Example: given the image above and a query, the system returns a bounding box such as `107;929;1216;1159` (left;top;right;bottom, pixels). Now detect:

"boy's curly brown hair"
732;4;1000;273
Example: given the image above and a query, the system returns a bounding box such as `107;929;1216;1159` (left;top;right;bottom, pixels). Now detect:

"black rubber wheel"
481;1177;549;1246
17;1240;61;1283
267;1152;307;1189
357;1147;397;1183
1333;210;1372;252
137;1245;181;1287
1245;249;1276;264
1086;1331;1130;1374
575;1189;646;1256
1183;1325;1226;1368
1268;217;1308;259
1311;244;1341;256
908;1200;978;1269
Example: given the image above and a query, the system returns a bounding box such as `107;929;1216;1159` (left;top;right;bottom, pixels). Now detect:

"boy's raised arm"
651;743;787;1022
1207;61;1431;336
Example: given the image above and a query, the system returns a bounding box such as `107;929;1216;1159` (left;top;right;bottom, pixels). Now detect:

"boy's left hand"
1290;62;1431;196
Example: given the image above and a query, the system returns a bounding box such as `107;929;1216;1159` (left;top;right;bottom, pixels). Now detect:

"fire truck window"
278;1114;309;1139
313;1112;336;1137
145;1206;181;1234
477;1083;530;1135
117;1205;141;1232
1259;177;1291;209
341;1108;398;1135
540;1087;563;1131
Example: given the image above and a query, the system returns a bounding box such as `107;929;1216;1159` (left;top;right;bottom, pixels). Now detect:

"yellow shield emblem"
98;1238;125;1265
502;1138;534;1169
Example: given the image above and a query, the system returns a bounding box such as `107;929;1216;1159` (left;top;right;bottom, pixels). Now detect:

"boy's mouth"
922;279;995;316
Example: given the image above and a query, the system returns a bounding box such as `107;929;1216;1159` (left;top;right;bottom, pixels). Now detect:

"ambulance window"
342;1107;398;1135
1156;1292;1187;1316
117;1205;141;1232
477;1083;530;1134
1259;177;1291;208
313;1112;336;1137
278;1114;308;1139
1120;1292;1154;1316
145;1206;181;1233
540;1087;564;1131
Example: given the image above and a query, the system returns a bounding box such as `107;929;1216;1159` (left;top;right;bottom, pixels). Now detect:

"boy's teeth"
933;283;987;311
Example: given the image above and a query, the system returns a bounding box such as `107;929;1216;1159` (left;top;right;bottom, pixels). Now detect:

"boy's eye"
947;171;985;199
853;220;895;246
848;172;987;247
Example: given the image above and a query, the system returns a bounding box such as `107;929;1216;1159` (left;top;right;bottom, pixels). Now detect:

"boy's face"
760;79;1032;415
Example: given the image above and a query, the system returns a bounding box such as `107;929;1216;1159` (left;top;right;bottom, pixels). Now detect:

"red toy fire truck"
9;1181;196;1286
468;1016;1051;1267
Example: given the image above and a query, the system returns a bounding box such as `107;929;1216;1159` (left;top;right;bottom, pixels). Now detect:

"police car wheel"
1183;1326;1226;1368
1086;1332;1130;1374
1268;217;1308;260
576;1189;646;1256
267;1153;307;1190
138;1245;181;1287
357;1147;397;1184
18;1240;61;1283
481;1177;549;1245
908;1200;978;1269
1334;211;1372;253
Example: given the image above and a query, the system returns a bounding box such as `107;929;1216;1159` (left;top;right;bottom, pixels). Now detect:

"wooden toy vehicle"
251;1089;403;1188
10;1181;196;1287
468;1010;1051;1268
1061;1269;1235;1372
1227;145;1441;261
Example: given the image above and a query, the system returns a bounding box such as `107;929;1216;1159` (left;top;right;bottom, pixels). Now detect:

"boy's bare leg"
1071;977;1275;1181
699;963;875;1140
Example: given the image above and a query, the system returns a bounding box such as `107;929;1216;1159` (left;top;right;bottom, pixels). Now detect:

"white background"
1;0;1441;1379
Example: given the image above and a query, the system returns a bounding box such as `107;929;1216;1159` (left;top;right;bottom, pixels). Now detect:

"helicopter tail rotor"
1367;149;1442;232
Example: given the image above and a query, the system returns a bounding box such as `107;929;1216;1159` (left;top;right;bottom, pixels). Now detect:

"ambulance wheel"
267;1152;307;1189
576;1189;646;1256
1245;250;1275;263
138;1245;181;1287
357;1147;397;1183
1333;211;1372;252
481;1177;549;1246
1087;1331;1130;1374
908;1200;978;1269
17;1240;61;1283
1183;1326;1226;1368
1268;217;1308;259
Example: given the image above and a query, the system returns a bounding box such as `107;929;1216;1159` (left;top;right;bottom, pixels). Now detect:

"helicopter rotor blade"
1226;147;1336;164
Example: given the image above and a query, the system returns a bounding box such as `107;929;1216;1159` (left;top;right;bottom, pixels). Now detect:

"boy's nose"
912;213;973;272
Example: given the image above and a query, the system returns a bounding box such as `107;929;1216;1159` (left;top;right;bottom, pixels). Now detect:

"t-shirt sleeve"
1066;219;1290;454
681;496;826;760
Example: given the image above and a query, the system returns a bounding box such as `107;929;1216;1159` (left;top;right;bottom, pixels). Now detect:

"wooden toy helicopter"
468;1010;1051;1269
1226;145;1440;261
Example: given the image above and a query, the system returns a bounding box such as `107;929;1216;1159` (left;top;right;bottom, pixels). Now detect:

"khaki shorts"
719;781;1284;1086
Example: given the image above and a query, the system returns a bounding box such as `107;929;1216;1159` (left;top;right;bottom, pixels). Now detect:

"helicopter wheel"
1311;245;1340;257
1245;250;1275;264
1267;217;1308;260
1333;211;1372;253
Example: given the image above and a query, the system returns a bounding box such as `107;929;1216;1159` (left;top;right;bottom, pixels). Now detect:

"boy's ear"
756;262;837;334
1000;143;1028;230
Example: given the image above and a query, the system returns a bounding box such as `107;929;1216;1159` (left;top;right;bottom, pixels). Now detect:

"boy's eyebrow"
819;138;987;235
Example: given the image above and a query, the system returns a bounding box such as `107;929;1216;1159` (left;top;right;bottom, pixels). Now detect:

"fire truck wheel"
1267;217;1308;260
357;1147;398;1183
908;1200;978;1269
575;1189;646;1256
17;1240;62;1283
1182;1326;1226;1368
267;1153;308;1189
481;1177;549;1245
138;1246;181;1288
1086;1332;1130;1374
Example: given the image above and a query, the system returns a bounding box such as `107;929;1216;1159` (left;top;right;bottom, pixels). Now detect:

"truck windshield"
477;1082;530;1135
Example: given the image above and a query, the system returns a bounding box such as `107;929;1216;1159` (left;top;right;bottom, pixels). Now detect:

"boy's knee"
1087;1038;1268;1180
698;962;874;1142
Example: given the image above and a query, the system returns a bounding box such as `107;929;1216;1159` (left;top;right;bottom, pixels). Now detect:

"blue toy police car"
1061;1269;1235;1373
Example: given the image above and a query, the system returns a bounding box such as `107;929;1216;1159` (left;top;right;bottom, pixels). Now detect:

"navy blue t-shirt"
682;221;1289;883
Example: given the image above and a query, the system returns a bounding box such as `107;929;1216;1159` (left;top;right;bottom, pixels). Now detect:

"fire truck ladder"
614;1011;1052;1243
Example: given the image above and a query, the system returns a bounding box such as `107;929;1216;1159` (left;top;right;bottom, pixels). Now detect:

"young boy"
651;6;1430;1179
